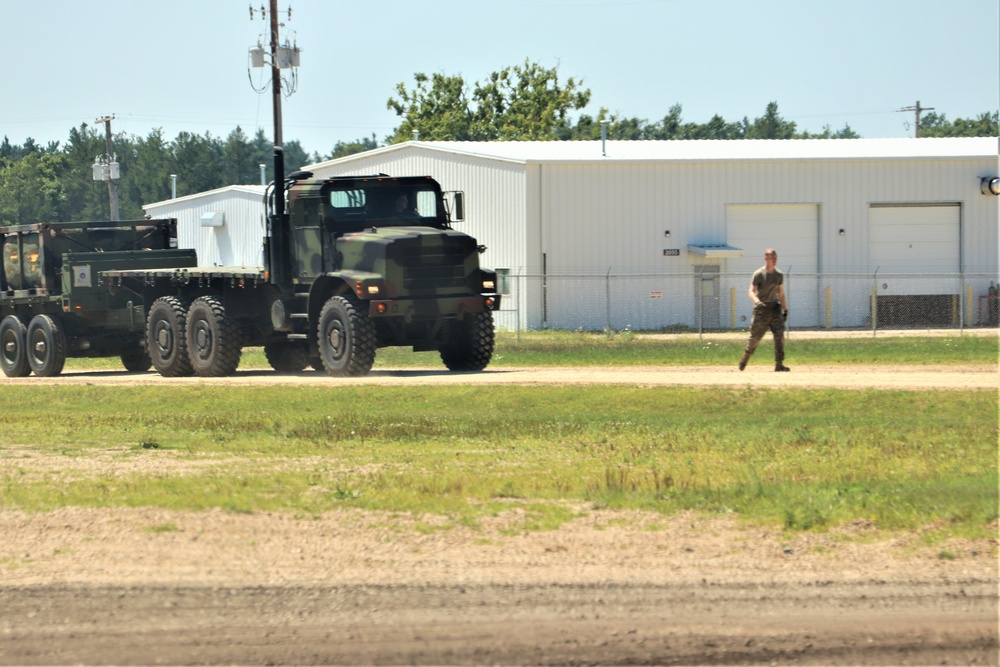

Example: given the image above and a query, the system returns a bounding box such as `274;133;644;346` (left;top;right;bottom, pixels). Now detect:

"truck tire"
317;295;376;377
264;341;309;373
26;314;67;377
439;310;494;371
120;347;152;373
146;296;194;377
0;315;31;377
186;296;242;377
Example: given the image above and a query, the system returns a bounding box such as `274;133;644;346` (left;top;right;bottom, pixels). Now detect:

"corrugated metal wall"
144;187;267;267
537;157;997;274
159;149;996;330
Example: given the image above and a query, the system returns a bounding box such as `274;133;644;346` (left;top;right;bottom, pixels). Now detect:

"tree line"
2;59;997;225
0;126;311;224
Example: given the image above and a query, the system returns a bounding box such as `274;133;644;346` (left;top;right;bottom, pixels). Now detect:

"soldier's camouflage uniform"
740;267;786;369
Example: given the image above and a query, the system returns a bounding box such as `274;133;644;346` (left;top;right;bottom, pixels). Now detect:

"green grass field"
62;330;1000;371
2;334;996;539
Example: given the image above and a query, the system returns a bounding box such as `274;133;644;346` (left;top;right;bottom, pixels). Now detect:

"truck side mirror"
445;191;465;222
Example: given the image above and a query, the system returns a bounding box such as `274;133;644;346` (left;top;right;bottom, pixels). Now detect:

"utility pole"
897;100;935;138
249;1;300;286
268;0;283;149
94;116;120;221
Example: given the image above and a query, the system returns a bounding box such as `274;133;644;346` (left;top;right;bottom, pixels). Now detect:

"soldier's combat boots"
775;363;791;372
738;352;751;371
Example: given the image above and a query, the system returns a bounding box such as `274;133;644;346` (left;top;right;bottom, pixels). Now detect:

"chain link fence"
492;271;1000;334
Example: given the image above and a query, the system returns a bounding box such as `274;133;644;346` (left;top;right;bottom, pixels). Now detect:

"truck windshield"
327;186;441;228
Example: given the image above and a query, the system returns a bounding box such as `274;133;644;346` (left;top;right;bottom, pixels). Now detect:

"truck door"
291;198;323;281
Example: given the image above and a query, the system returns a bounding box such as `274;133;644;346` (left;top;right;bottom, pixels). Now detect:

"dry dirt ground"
1;362;997;665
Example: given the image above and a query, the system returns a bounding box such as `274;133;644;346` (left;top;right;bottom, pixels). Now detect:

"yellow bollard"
730;287;737;329
825;286;832;329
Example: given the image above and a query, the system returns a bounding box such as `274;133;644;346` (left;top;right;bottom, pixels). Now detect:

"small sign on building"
663;248;680;256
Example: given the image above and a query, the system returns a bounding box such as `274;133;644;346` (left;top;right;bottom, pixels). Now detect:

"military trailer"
100;150;500;379
0;218;194;377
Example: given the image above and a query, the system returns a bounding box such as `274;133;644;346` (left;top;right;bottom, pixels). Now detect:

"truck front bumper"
367;294;500;321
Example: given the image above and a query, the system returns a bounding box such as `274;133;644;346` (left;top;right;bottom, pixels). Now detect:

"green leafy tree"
115;129;174;217
744;101;797;139
918;111;999;137
469;60;591;140
386;72;473;142
0;152;72;224
169;131;225;198
796;123;860;139
387;61;591;142
325;134;380;160
282;139;310;173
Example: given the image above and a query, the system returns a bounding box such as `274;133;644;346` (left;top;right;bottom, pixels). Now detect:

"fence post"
697;271;704;339
605;268;612;338
515;269;522;341
871;267;879;337
729;287;737;331
963;274;971;334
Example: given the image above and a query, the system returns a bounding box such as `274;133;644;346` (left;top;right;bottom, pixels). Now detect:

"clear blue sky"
3;0;998;157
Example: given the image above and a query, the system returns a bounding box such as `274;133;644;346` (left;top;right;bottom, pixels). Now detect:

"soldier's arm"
778;283;787;311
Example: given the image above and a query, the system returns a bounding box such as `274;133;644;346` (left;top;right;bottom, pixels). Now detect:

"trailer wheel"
264;341;309;373
26;314;67;378
146;296;193;377
439;310;495;371
0;315;31;377
317;295;376;376
120;347;152;373
186;296;242;377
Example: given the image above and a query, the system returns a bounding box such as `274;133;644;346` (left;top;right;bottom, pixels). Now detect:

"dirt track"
0;362;996;390
1;364;997;665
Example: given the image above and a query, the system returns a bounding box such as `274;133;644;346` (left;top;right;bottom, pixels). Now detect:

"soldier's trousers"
744;303;785;362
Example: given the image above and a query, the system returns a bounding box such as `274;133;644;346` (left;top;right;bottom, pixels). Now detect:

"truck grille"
394;238;471;293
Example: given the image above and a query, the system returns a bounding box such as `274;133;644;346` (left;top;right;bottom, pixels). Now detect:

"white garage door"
726;204;819;326
726;204;819;275
868;205;959;274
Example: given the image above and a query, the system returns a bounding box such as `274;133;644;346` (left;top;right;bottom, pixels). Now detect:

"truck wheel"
0;315;31;377
264;341;309;372
146;296;193;377
26;314;67;377
186;296;242;377
317;295;376;376
120;347;152;373
439;310;495;371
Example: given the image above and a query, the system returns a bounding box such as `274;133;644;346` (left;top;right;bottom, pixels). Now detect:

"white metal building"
303;138;1000;330
141;139;999;331
144;185;267;267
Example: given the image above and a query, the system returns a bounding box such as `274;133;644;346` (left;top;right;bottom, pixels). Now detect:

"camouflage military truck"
101;151;500;378
0;218;194;377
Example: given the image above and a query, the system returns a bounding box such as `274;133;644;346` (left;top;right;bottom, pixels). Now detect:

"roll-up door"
727;204;819;326
726;204;819;275
869;205;959;274
868;204;961;325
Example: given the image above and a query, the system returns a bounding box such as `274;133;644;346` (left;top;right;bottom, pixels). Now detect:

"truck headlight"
482;279;495;291
354;279;385;298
